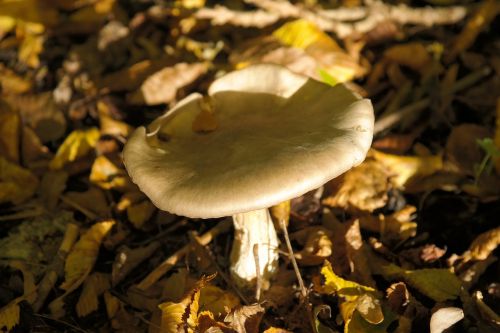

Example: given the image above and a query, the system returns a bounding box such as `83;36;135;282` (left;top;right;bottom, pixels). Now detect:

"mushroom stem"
230;208;279;290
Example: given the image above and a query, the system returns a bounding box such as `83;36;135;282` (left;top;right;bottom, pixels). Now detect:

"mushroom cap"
123;64;374;218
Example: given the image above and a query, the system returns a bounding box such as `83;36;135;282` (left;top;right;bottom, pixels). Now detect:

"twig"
253;244;261;301
374;67;492;134
135;219;232;291
279;219;307;299
34;223;80;312
59;195;98;220
34;314;89;333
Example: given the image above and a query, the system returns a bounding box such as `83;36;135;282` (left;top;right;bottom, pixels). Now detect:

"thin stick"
374;67;492;134
135;219;232;291
253;243;261;301
279;219;307;299
59;195;98;220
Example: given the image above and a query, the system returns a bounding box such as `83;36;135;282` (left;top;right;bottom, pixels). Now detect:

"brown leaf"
0;101;21;163
323;159;390;213
384;42;431;72
76;273;110;317
465;226;500;261
292;226;333;266
128;62;209;105
195;6;280;28
0;156;38;204
224;304;265;333
358;206;417;244
112;242;161;286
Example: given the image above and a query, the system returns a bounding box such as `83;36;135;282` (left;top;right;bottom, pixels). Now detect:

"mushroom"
123;64;374;290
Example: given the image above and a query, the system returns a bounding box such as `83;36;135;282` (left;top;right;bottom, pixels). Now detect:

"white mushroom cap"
123;64;374;218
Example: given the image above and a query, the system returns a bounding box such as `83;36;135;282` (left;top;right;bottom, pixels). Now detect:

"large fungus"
123;64;374;289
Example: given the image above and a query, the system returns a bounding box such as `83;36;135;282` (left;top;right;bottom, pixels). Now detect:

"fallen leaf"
76;273;110;317
112;241;161;286
357;206;417;244
321;260;377;297
0;301;20;332
292;227;333;266
370;149;443;189
64;186;110;218
60;220;115;291
5;92;66;143
89;155;132;191
50;128;99;170
463;226;500;261
383;42;431;72
429;307;464;333
0;156;38;204
127;200;156;229
0;102;21;163
323;159;390;213
128;62;209;105
377;263;461;302
18;32;44;68
195;5;280;28
200;285;240;317
224;303;265;333
0;65;32;94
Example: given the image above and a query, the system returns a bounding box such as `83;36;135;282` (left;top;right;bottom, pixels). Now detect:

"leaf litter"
0;0;499;332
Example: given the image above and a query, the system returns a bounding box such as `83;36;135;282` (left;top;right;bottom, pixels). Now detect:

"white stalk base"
230;208;279;290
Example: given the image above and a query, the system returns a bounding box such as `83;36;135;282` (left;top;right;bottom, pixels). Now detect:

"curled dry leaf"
357;206;417;244
0;156;38;204
60;220;115;291
128;62;209;105
199;285;240;317
429;307;464;333
50;128;100;170
386;282;410;314
224;303;265;333
323;159;390;213
466;226;500;261
291;226;333;266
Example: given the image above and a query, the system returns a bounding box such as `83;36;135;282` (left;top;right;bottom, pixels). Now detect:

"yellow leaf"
159;302;186;333
159;274;215;333
0;0;59;26
0;65;32;94
18;32;44;68
89;155;131;190
272;19;361;83
346;305;396;333
127;200;156;229
50;128;100;170
321;261;376;298
466;226;500;261
60;220;115;291
384;42;431;72
379;264;461;302
370;149;443;188
199;285;240;316
0;302;20;331
176;0;205;9
76;273;110;317
103;291;121;319
0;155;38;204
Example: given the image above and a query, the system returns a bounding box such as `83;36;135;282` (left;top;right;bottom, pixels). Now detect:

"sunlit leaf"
199;285;240;316
321;261;376;297
50;128;99;170
430;307;464;333
60;220;115;291
89;155;131;191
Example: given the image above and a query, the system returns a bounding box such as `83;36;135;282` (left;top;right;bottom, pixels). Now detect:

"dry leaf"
195;5;280;28
378;263;461;302
5;92;66;143
463;226;500;261
383;42;431;72
0;65;32;95
0;102;21;163
0;156;38;204
224;303;265;333
76;272;110;317
38;170;67;211
0;301;20;332
321;260;377;297
60;220;115;291
370;149;443;188
199;285;240;316
128;62;209;105
50;128;99;170
323;159;390;213
429;307;464;333
127;200;156;229
292;227;333;266
18;32;44;68
64;186;110;218
358;206;417;244
89;155;131;191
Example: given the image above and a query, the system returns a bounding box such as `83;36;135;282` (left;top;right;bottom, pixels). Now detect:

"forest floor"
0;0;499;332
